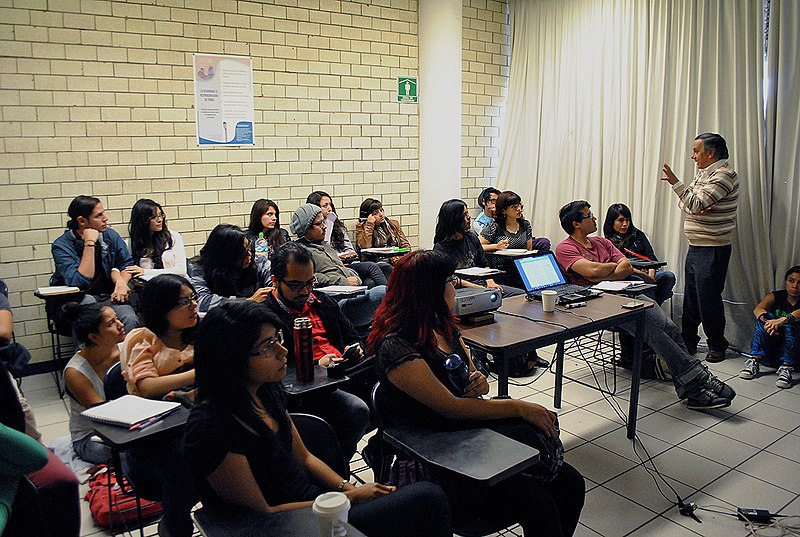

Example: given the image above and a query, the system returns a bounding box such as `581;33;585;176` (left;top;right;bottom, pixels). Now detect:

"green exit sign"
397;76;418;103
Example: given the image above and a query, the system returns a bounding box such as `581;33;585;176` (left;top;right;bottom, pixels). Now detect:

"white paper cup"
541;290;558;312
312;491;350;537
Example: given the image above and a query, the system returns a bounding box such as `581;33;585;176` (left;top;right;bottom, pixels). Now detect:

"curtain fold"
499;0;774;349
766;0;800;285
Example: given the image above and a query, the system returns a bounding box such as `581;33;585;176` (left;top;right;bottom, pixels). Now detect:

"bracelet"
785;314;795;323
84;241;96;247
337;480;348;492
758;314;769;323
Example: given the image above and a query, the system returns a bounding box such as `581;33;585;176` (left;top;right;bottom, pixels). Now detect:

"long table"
461;294;651;439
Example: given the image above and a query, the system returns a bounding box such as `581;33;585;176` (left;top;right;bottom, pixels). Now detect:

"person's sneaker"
739;358;760;379
685;386;731;411
697;368;736;401
776;365;793;389
706;348;727;363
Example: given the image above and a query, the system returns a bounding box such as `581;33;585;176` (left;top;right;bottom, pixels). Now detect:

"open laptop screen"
514;253;567;293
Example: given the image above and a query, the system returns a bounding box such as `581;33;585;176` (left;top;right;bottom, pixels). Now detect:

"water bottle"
444;353;471;394
293;317;314;382
255;232;268;257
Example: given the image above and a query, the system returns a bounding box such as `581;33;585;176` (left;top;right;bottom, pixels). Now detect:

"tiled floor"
21;336;799;537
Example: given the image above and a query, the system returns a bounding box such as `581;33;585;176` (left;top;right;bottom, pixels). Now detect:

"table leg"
626;312;645;439
554;340;565;408
496;351;510;399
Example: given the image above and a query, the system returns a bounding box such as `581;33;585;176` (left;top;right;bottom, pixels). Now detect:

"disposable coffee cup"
312;491;350;537
541;290;558;312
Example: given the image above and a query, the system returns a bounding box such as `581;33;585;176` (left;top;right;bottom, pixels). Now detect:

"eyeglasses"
510;203;524;210
281;276;317;292
175;293;198;308
579;212;595;221
150;213;166;221
311;220;326;228
250;330;284;358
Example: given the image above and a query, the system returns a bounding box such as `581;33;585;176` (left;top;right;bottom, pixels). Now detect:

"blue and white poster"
193;54;255;146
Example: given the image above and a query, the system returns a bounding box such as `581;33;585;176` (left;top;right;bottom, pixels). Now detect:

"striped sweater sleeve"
672;161;739;246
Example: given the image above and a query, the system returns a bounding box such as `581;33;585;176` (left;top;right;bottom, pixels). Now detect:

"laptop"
513;253;602;304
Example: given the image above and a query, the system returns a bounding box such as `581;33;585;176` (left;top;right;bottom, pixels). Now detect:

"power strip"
737;508;773;524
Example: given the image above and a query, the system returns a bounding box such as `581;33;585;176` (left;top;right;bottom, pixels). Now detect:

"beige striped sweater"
672;160;739;247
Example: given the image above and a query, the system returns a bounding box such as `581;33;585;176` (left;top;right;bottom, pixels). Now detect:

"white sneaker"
776;365;792;389
739;358;759;379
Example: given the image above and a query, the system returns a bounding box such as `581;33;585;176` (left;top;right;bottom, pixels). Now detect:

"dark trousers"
350;481;452;537
682;245;731;352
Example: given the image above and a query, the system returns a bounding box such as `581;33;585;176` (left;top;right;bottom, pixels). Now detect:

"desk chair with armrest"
32;288;84;396
369;381;539;537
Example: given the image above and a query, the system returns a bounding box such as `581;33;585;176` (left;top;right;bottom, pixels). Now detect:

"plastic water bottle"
254;232;268;257
444;354;471;394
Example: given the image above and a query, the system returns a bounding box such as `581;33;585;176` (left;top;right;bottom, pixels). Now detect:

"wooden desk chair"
369;381;536;537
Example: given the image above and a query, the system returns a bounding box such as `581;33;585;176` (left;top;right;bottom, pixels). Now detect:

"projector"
453;287;502;317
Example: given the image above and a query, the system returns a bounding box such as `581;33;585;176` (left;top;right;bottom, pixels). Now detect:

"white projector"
452;287;502;317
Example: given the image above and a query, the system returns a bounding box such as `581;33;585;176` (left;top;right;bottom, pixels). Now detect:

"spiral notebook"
81;395;181;428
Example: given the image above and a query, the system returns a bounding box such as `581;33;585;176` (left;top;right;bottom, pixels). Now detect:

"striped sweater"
672;160;739;247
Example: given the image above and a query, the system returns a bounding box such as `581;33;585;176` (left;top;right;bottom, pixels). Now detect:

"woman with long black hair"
246;199;289;257
127;199;187;277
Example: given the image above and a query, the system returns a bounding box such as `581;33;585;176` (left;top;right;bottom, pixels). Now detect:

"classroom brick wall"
0;0;508;363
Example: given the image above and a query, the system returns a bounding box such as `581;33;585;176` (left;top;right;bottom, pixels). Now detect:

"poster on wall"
193;54;255;146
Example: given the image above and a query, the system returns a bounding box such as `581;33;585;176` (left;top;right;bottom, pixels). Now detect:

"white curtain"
766;0;800;285
498;0;773;349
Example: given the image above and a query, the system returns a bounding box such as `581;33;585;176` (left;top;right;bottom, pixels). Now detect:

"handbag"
84;465;163;528
389;458;430;487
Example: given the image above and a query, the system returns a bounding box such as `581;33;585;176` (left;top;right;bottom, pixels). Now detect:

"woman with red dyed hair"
367;250;585;537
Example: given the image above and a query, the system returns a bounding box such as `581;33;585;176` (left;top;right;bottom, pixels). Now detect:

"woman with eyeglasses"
120;274;198;399
368;250;585;537
183;301;452;537
127;199;187;277
62;302;126;464
190;224;272;312
246;199;289;258
479;191;551;253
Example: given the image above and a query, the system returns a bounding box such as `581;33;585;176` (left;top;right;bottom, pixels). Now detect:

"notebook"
36;286;81;296
81;394;181;428
513;253;601;304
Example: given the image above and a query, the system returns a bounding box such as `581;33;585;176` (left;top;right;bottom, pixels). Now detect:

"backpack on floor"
84;465;163;528
617;331;671;381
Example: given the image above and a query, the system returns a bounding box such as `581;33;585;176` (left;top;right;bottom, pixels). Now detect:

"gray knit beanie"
290;203;322;237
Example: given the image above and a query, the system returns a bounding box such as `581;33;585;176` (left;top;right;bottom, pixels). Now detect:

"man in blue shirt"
51;196;140;332
472;187;501;235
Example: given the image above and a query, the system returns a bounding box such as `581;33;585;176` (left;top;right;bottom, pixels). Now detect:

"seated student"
51;195;141;332
355;198;411;264
367;250;585;537
555;200;736;410
307;191;389;287
190;224;272;312
261;242;371;462
246;199;290;258
603;203;675;305
119;274;199;537
0;422;49;536
473;187;501;235
290;204;386;330
479;190;551;253
183;301;452;537
127;199;187;278
62;303;125;464
740;265;799;388
120;274;197;399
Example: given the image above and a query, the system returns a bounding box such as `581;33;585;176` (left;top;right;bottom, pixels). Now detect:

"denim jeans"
337;285;386;328
619;295;705;398
751;313;799;366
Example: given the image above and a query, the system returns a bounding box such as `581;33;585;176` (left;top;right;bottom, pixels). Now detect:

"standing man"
51;196;141;332
662;133;739;362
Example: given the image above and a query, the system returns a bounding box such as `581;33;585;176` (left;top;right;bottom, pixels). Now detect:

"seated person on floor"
127;199;187;278
367;250;585;537
191;224;272;312
183;301;453;537
246;199;289;259
740;265;799;389
261;242;371;462
62;303;126;465
51;195;141;332
290;204;386;331
473;187;501;235
554;200;736;411
355;198;411;265
119;274;199;537
602;203;675;305
307;190;390;286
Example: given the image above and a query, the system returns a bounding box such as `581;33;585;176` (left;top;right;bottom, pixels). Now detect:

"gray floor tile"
566;442;639;484
626;515;704;536
558;407;625;442
708;413;789;449
603;464;693;514
634;411;706;445
580;486;658;536
736;450;800;493
703;470;796;514
678;430;761;468
650;447;731;490
765;431;800;463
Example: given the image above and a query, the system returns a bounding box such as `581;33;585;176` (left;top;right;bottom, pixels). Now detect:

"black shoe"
685;386;731;411
705;348;727;363
534;356;550;368
698;368;736;401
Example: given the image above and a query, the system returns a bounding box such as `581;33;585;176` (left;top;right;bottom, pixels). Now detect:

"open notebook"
81;394;181;428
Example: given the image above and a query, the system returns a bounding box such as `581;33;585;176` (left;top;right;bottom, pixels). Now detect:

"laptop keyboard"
530;284;590;298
